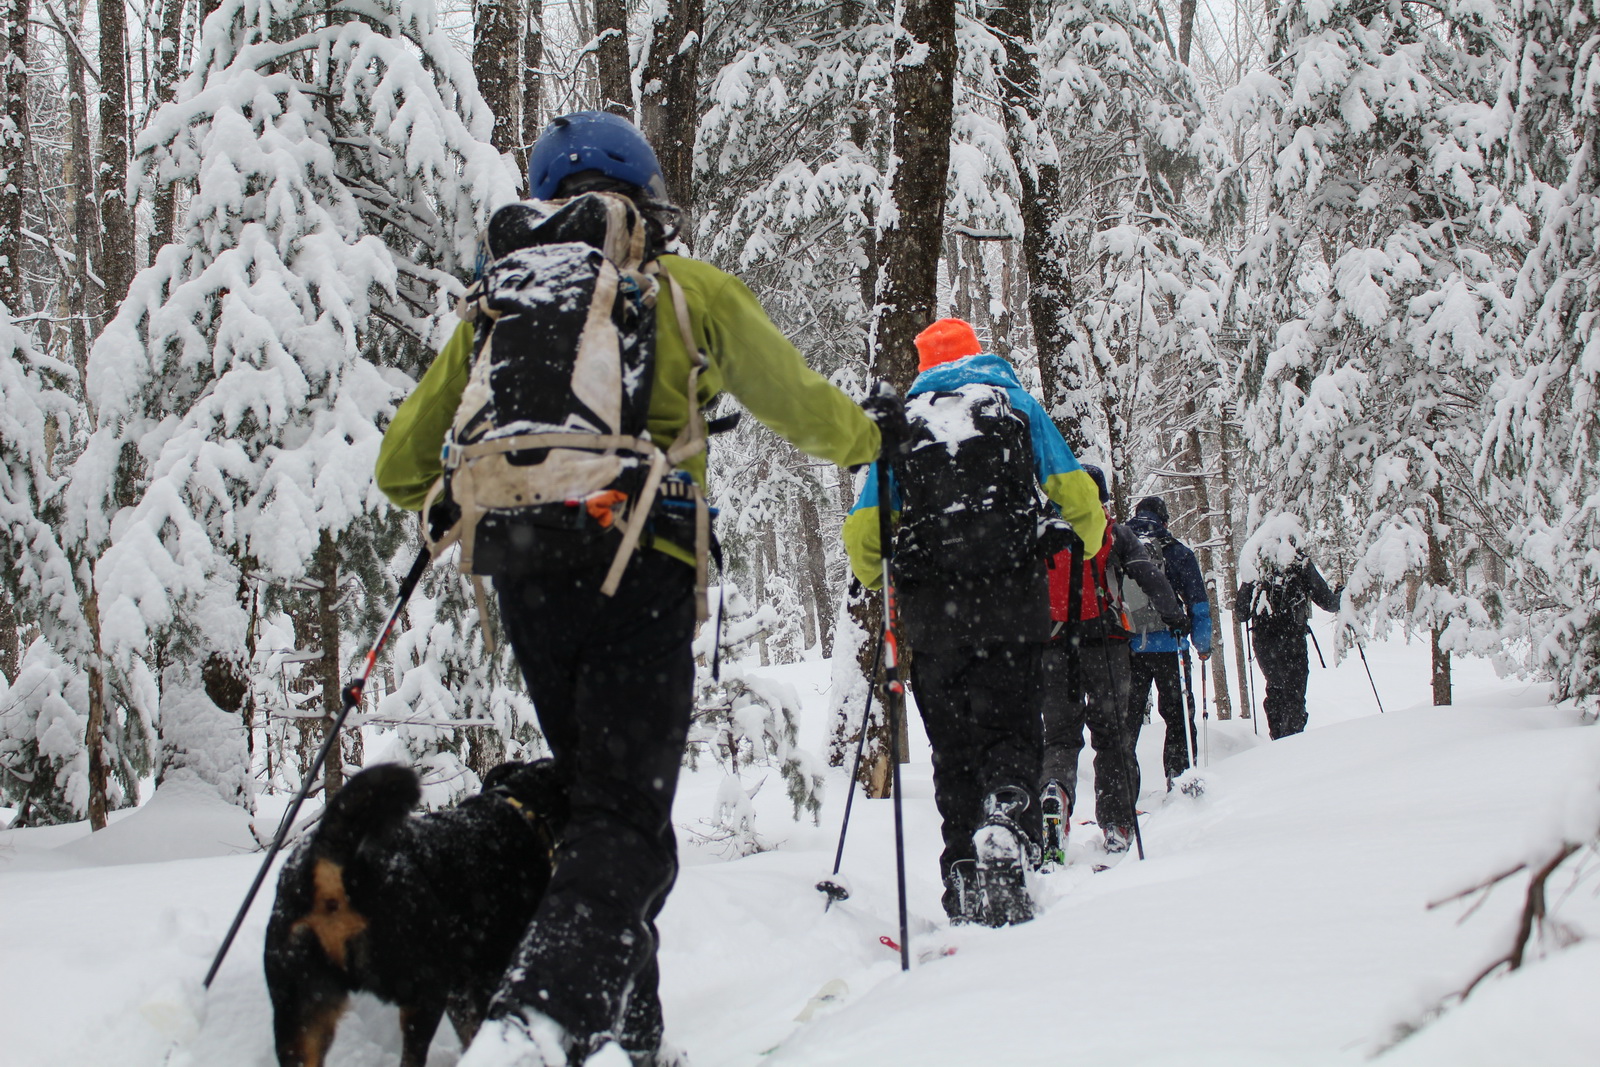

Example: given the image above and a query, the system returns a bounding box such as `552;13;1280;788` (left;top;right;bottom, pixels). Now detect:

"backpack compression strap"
598;267;712;621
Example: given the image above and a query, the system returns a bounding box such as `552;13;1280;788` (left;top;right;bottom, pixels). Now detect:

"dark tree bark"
60;0;100;376
150;0;185;253
475;0;524;154
797;490;834;656
986;0;1089;452
638;0;702;219
1429;483;1451;705
870;0;956;395
296;531;347;796
593;0;632;116
97;0;133;306
1178;0;1197;64
0;0;28;312
83;592;109;829
0;591;17;683
520;0;542;175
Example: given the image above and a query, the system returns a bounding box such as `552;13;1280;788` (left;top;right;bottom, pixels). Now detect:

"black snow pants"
1129;651;1193;781
492;550;694;1053
1252;624;1310;739
1039;636;1136;833
909;641;1044;912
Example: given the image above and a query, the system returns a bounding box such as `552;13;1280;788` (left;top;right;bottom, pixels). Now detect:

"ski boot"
1040;780;1069;870
972;788;1036;927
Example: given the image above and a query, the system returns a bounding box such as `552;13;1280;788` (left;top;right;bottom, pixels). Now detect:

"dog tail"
316;763;421;858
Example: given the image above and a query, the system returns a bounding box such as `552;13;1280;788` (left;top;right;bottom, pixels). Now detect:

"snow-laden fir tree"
1226;0;1511;699
73;0;517;806
687;580;823;856
1476;0;1600;704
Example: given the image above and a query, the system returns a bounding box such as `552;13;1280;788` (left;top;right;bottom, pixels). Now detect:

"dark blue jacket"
1125;513;1213;655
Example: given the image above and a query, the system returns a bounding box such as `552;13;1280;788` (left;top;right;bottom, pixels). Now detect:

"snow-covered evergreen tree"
74;0;517;805
1227;0;1511;695
1478;0;1600;704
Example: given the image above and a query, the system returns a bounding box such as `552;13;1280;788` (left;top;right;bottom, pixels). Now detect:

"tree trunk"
1182;404;1232;717
0;0;28;312
1177;0;1197;65
97;0;133;306
870;0;956;395
83;592;108;829
797;491;834;656
987;0;1088;451
150;0;185;254
638;0;701;223
520;0;542;175
593;0;632;116
475;0;524;154
304;531;346;795
60;0;99;376
1429;483;1451;706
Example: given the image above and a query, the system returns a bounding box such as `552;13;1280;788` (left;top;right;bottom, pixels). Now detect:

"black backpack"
890;384;1046;583
1249;563;1311;627
425;193;714;624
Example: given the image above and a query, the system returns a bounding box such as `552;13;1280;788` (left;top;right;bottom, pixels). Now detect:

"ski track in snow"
2;622;1597;1067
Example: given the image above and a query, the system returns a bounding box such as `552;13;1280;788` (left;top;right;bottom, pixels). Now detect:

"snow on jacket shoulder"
840;354;1105;589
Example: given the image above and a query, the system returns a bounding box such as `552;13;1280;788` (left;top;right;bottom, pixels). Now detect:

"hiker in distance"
1040;466;1186;862
376;111;880;1067
842;317;1106;928
1234;515;1342;739
1125;496;1213;789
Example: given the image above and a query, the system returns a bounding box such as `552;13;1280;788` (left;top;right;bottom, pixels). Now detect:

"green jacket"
375;254;880;563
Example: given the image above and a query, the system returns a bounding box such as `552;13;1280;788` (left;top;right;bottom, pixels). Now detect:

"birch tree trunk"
0;0;27;312
60;0;99;374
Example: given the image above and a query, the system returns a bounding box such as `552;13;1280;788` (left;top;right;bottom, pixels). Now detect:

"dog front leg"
399;999;446;1067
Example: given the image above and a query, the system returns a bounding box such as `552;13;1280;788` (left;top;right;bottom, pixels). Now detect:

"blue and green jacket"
841;353;1106;589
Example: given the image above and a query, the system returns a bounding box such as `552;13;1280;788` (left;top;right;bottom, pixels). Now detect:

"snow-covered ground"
3;617;1597;1066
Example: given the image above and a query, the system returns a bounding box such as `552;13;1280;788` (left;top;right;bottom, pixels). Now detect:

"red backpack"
1049;528;1113;623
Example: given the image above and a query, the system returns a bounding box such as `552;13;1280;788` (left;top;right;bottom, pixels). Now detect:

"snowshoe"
459;1010;578;1066
1040;780;1068;869
972;819;1034;927
1103;824;1133;855
943;857;979;925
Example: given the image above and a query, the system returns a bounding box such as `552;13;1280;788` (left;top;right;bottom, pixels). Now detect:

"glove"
861;382;910;457
426;496;461;543
1166;619;1189;640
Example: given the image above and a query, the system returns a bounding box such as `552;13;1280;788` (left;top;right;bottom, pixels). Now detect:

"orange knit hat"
915;318;982;371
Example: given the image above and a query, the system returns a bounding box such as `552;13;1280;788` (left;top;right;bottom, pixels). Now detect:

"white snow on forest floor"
3;619;1598;1067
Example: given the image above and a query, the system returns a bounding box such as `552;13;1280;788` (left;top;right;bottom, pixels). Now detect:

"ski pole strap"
660;267;713;622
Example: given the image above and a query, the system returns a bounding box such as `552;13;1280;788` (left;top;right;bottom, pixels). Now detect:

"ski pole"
817;627;883;907
1352;630;1386;714
1199;655;1210;767
204;545;431;989
871;423;911;973
1244;619;1259;736
1307;625;1327;669
1178;648;1199;770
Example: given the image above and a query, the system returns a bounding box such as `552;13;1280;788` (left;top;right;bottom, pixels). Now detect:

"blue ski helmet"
527;111;667;201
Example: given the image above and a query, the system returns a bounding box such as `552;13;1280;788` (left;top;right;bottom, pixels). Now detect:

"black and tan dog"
264;760;566;1067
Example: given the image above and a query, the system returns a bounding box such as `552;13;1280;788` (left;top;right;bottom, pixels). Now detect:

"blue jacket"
841;354;1105;589
1125;513;1213;655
